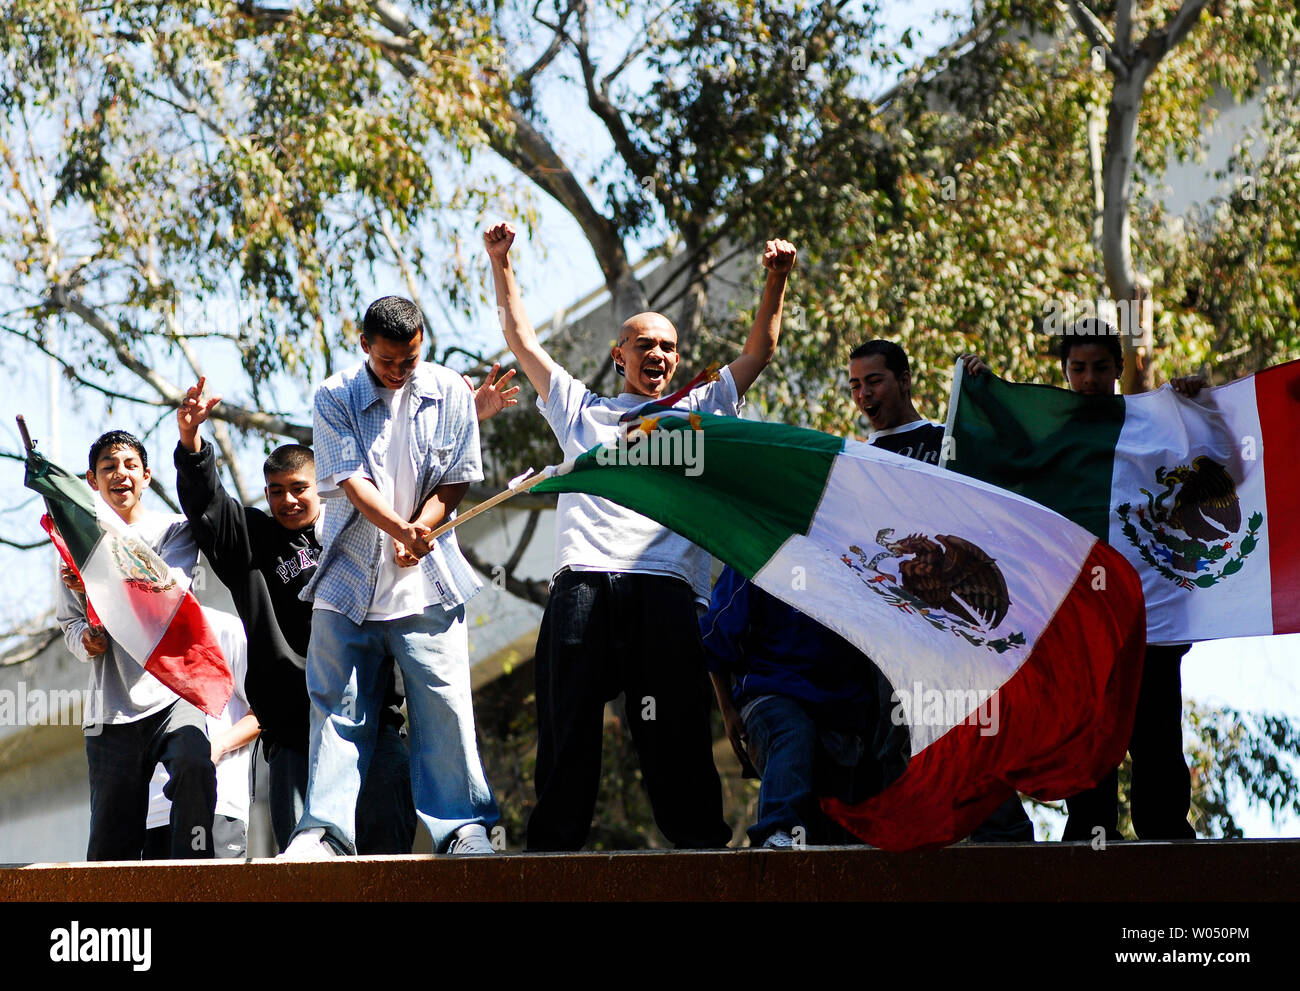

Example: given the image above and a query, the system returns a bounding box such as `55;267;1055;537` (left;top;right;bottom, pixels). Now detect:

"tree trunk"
1101;69;1154;394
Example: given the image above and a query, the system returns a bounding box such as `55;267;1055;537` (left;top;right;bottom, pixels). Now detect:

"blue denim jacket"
302;359;483;623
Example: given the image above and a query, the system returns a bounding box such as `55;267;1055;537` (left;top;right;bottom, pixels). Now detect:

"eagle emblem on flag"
1116;455;1262;590
842;529;1025;654
108;529;179;594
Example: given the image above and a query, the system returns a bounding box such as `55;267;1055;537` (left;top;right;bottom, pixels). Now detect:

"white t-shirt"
146;609;251;831
366;383;438;621
539;364;741;604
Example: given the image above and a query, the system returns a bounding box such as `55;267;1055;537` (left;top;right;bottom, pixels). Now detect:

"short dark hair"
849;340;910;379
1058;319;1124;366
88;430;148;474
263;444;315;479
362;296;424;343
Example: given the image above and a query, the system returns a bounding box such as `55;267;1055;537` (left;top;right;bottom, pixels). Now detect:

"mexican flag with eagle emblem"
24;448;232;717
943;357;1300;644
530;410;1146;851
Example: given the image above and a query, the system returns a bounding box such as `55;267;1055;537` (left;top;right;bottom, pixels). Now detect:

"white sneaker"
277;827;338;861
446;824;495;855
762;830;795;849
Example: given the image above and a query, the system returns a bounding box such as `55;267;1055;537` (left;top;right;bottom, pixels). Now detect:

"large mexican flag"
531;411;1146;850
25;449;233;716
943;358;1300;644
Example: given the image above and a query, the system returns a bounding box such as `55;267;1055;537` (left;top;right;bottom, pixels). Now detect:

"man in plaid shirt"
281;296;500;858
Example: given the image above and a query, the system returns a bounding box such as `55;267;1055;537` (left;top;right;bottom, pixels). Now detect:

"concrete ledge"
3;840;1298;902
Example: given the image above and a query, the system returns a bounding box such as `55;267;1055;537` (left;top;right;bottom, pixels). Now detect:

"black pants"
144;815;246;859
84;700;216;860
969;795;1035;843
527;571;731;851
1064;643;1195;840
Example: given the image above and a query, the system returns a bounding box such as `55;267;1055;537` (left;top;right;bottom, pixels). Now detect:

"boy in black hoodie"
174;378;415;853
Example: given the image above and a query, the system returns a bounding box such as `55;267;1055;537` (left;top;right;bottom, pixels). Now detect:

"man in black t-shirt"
175;378;416;854
848;340;1034;842
848;340;946;462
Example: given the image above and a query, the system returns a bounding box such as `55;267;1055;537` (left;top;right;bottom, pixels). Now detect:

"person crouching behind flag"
850;339;1034;843
56;430;217;860
960;324;1202;840
702;565;892;847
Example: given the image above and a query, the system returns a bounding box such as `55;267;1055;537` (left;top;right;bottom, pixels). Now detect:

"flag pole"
16;414;35;454
426;466;557;540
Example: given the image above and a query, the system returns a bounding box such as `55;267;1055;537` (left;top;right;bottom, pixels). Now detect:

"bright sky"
2;2;1294;838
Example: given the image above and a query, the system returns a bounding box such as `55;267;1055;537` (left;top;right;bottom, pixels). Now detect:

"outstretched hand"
177;377;221;451
465;363;520;422
484;222;515;264
762;238;797;275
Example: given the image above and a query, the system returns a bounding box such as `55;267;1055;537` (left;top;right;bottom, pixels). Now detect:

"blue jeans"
268;722;417;854
743;695;820;846
296;604;499;853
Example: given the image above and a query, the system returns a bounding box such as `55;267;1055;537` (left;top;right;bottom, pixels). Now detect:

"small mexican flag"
943;358;1300;644
532;412;1146;850
25;449;232;716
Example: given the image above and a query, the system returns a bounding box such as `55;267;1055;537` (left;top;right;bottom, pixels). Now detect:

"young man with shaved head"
485;222;797;850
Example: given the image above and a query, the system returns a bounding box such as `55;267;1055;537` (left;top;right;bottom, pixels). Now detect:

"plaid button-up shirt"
302;359;483;623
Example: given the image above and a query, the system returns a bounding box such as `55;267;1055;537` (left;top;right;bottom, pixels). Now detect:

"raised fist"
484;222;516;263
762;239;797;275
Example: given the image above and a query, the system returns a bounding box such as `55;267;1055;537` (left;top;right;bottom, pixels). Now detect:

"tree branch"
503;509;540;574
148;476;181;513
518;0;576;87
1141;0;1212;62
599;1;675;86
46;287;312;442
0;535;48;550
1114;0;1134;57
572;0;654;182
173;336;252;505
462;543;550;606
380;211;435;344
1064;0;1125;76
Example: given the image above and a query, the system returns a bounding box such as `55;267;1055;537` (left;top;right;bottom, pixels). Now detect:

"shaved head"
612;311;680;398
618;312;677;348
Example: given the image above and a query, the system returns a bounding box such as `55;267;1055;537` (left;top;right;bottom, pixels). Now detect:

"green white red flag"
943;358;1300;644
532;412;1146;850
25;449;232;716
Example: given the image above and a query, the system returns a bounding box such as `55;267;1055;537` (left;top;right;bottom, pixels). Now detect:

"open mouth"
863;402;882;419
643;365;665;384
109;484;134;497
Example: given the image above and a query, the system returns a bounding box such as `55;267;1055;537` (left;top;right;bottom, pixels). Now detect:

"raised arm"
484;222;556;400
174;377;254;573
727;239;797;396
